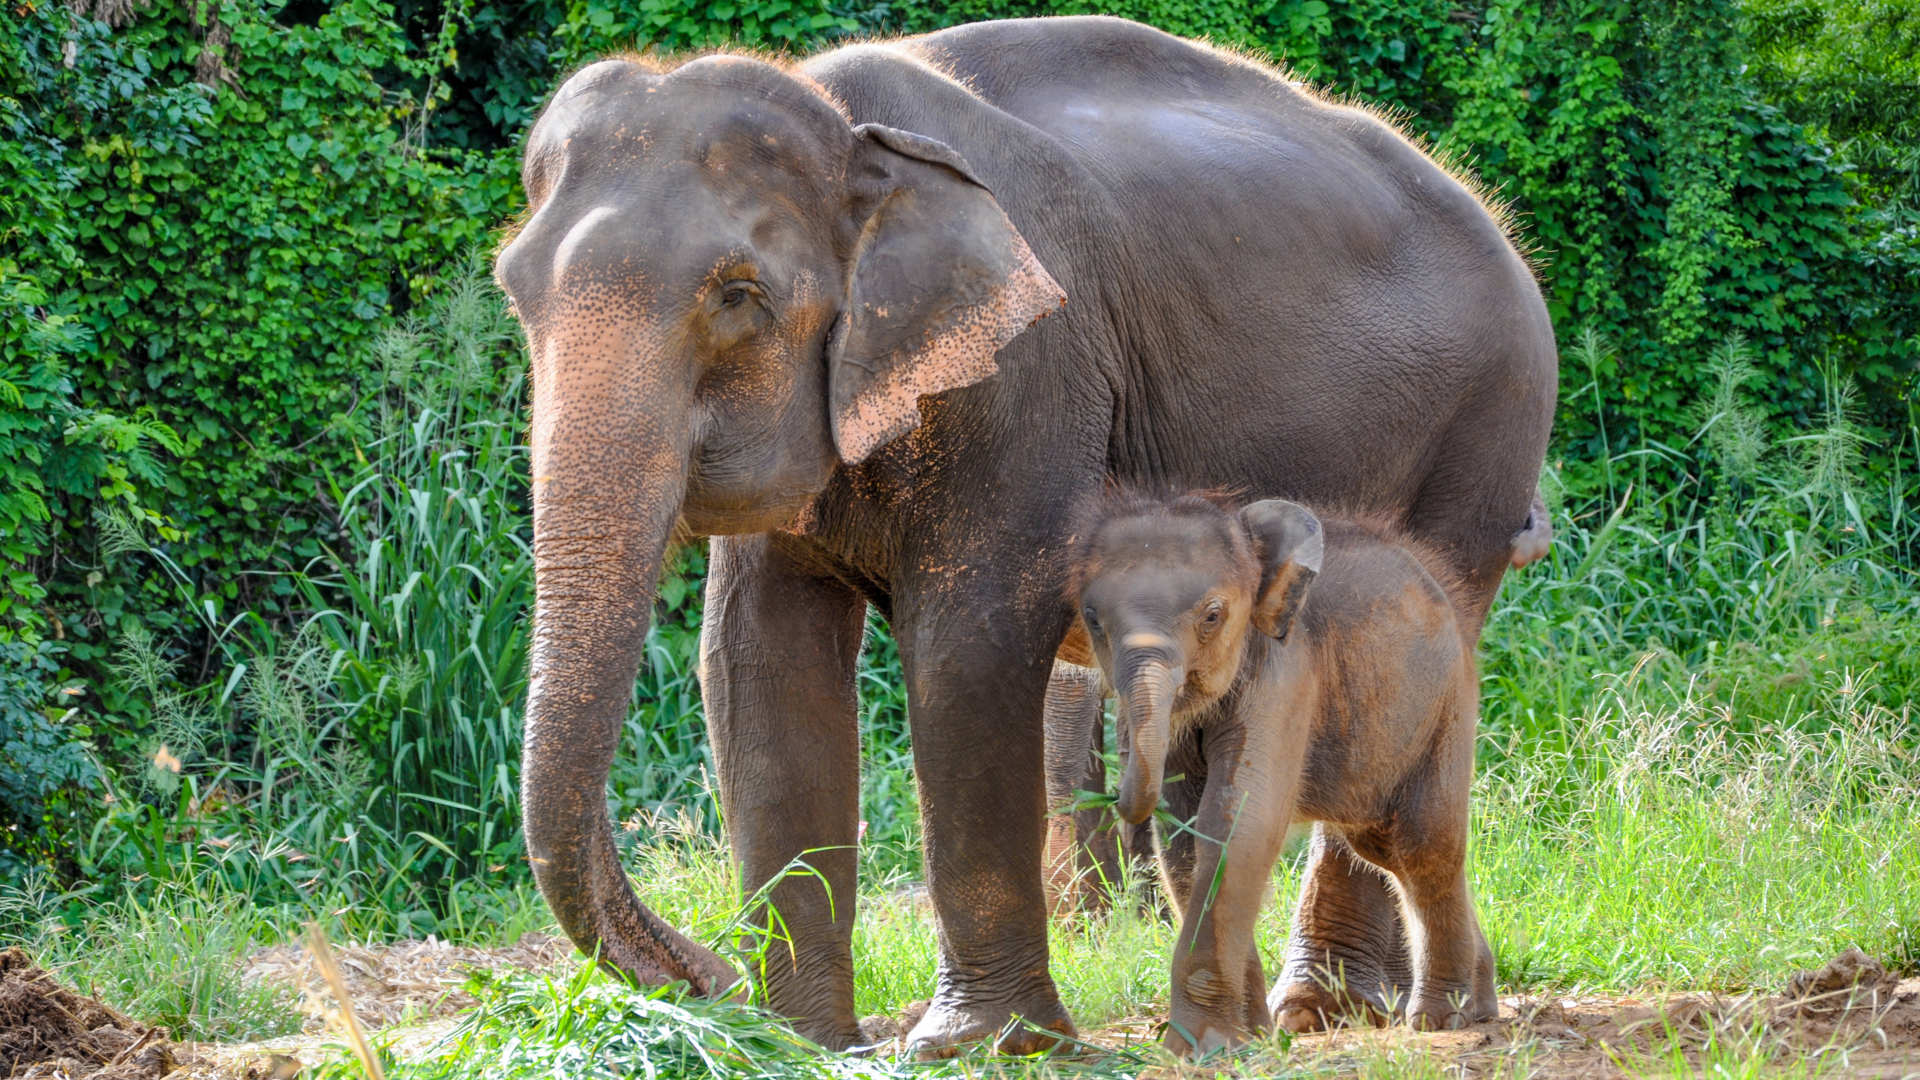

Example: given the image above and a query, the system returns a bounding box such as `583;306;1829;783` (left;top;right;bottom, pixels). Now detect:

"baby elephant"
1068;491;1495;1053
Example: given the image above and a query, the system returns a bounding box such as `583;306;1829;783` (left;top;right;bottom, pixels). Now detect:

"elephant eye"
1082;606;1101;636
717;279;762;309
1197;599;1224;636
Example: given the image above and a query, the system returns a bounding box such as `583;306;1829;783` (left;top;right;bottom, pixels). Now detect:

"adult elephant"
494;15;1555;1058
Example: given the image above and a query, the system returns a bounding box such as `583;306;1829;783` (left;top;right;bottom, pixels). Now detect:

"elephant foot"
1163;1012;1245;1057
1408;998;1474;1032
905;983;1074;1059
1408;978;1496;1032
1164;1025;1236;1057
1267;967;1399;1033
792;1015;866;1052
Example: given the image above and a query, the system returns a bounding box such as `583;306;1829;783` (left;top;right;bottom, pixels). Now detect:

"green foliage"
1747;0;1920;403
0;0;514;690
0;274;181;638
0;641;98;878
553;0;857;62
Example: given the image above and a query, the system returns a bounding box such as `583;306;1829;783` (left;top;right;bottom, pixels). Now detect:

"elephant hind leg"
1376;713;1496;1031
1042;662;1124;916
1268;824;1411;1033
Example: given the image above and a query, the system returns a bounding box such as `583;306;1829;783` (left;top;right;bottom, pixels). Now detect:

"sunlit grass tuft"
2;876;298;1042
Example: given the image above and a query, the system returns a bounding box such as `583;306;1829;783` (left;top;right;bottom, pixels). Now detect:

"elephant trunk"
520;329;738;996
1115;658;1178;825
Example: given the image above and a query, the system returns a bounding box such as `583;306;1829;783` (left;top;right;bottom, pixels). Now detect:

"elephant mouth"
679;486;822;536
681;446;834;536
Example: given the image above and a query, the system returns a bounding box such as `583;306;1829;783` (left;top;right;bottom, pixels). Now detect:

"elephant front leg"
1164;727;1296;1055
894;602;1073;1058
700;535;866;1049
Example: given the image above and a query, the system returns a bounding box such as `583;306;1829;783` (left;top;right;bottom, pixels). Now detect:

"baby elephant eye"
1198;601;1224;631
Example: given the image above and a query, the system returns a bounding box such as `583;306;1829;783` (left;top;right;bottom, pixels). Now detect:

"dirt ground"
0;948;181;1080
0;937;574;1080
2;939;1915;1078
185;934;575;1078
1047;949;1920;1079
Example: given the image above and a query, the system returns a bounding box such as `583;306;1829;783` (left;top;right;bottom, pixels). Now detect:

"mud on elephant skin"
494;14;1554;1058
1065;491;1497;1054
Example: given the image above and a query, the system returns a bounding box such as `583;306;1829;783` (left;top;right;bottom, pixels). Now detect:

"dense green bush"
0;640;98;879
1;0;512;673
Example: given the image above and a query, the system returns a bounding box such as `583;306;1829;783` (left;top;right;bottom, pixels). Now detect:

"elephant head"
492;55;1063;993
1070;495;1322;825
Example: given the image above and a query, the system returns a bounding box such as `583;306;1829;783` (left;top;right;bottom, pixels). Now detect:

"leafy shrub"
1;0;513;681
0;640;98;878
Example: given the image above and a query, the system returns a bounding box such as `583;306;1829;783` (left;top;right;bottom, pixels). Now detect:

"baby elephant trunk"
1115;659;1179;825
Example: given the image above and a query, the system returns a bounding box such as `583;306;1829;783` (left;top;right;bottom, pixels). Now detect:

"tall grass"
294;271;535;905
339;663;1914;1077
1480;335;1920;743
0;871;298;1042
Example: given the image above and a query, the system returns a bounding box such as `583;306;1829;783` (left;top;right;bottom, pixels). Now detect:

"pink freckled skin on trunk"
520;275;747;995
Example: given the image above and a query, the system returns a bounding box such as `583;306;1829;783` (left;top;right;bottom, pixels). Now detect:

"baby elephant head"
1070;495;1323;824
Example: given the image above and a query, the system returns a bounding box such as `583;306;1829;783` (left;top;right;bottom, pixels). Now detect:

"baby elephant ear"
829;124;1066;464
1240;500;1323;640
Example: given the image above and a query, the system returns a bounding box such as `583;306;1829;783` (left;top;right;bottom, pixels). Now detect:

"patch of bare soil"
180;934;576;1079
241;932;573;1032
872;949;1920;1078
0;948;180;1080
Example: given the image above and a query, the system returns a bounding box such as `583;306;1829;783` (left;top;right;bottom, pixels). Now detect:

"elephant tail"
1509;488;1553;569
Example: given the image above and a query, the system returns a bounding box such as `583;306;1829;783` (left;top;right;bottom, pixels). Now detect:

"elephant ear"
829;124;1065;464
1240;500;1323;640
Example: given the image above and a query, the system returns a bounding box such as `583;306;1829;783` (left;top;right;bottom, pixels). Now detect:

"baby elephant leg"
1392;859;1495;1030
1164;730;1298;1055
1270;824;1412;1031
1380;727;1495;1030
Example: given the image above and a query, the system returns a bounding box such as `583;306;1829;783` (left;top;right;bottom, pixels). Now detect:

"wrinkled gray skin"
493;15;1555;1058
1071;495;1496;1053
1041;661;1155;914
